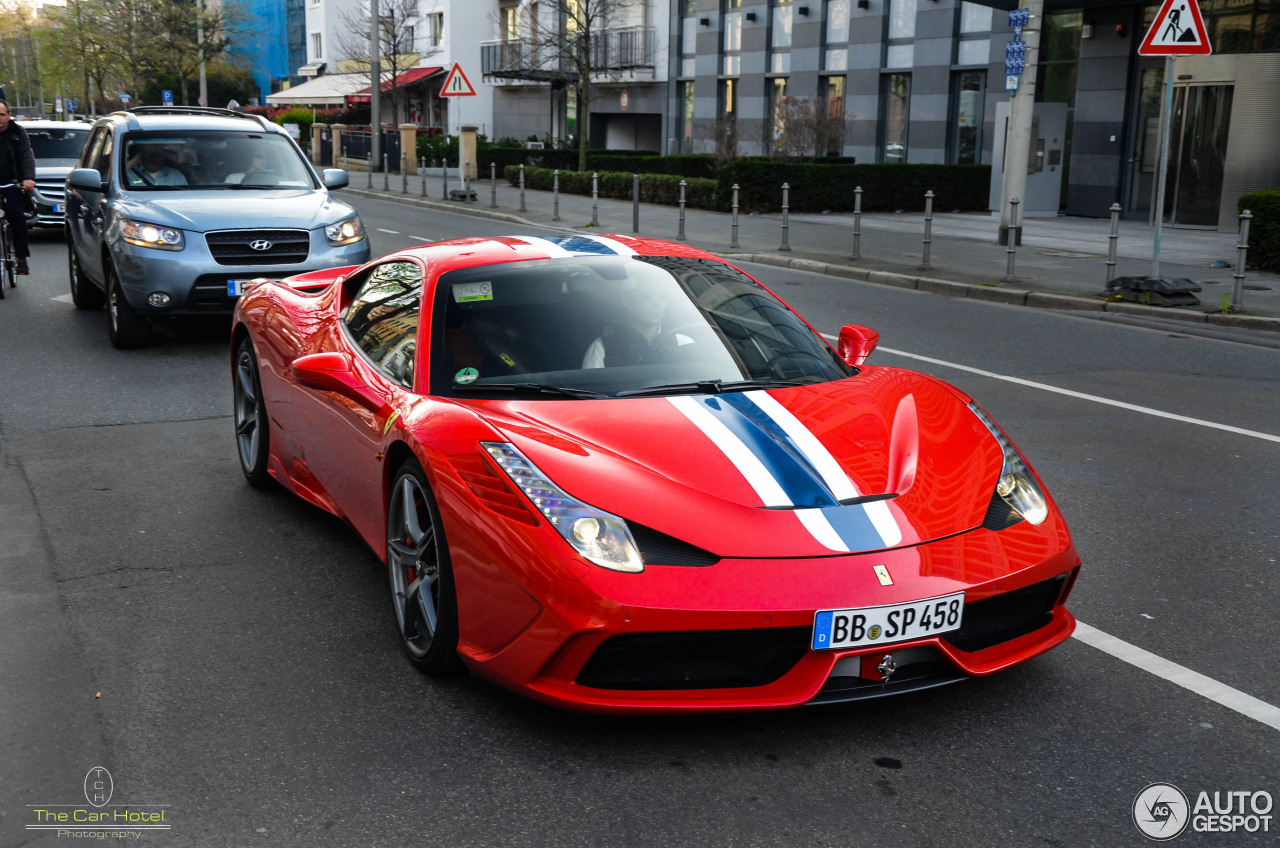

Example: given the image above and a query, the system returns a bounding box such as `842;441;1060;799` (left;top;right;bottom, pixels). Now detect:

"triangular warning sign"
439;64;477;97
1139;0;1212;55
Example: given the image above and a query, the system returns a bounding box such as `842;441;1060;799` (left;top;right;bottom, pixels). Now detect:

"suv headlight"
969;403;1049;525
121;219;184;251
324;215;365;246
481;442;645;573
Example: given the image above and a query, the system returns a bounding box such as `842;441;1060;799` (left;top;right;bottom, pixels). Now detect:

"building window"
956;38;989;66
501;5;520;41
880;73;910;163
768;77;788;153
950;70;985;164
959;1;990;33
681;0;698;78
826;0;849;43
428;13;444;47
771;0;794;73
724;0;744;76
311;32;322;60
719;77;737;121
888;0;916;39
822;75;846;156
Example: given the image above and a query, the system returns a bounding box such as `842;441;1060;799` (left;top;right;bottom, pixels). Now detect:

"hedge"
1239;189;1280;272
716;161;992;213
505;166;719;210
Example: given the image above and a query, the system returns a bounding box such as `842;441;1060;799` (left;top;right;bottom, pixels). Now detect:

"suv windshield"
430;255;852;398
120;130;315;190
28;127;90;163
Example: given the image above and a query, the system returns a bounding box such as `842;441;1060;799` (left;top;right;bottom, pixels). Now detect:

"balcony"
481;26;657;84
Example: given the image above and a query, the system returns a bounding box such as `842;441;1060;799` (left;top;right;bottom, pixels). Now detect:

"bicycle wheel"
0;219;12;292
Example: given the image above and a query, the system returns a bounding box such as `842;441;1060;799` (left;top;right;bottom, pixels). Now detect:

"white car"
18;119;93;227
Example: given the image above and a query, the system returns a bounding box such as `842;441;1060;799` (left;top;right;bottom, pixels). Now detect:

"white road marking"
410;235;433;243
376;228;400;235
1073;621;1280;732
819;335;1280;444
52;294;74;305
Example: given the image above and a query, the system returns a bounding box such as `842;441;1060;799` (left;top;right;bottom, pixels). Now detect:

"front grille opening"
207;228;310;266
944;574;1068;653
576;627;810;690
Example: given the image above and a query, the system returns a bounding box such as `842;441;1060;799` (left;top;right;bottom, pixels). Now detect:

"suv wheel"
67;234;104;310
106;263;152;349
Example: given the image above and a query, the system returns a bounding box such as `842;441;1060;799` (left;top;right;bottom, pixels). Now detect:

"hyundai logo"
249;239;273;251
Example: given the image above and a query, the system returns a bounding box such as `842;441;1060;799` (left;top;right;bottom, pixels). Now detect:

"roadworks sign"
1139;0;1212;55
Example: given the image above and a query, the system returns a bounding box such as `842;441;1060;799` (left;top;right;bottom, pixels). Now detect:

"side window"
342;260;424;388
94;132;114;180
81;128;106;172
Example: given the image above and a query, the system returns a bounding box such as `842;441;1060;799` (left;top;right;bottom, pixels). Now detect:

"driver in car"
582;282;694;368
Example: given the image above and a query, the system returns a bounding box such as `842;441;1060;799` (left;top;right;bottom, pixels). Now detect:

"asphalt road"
2;198;1277;848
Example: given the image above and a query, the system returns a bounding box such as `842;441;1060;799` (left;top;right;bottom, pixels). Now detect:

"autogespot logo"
1134;783;1190;841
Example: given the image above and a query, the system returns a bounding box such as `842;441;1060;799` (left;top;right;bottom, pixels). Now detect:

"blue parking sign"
162;90;173;105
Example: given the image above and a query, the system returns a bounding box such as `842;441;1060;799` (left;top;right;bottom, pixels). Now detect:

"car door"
70;127;114;285
289;258;425;548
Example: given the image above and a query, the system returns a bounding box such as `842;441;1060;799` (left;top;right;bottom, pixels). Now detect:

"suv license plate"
812;592;965;650
228;279;251;296
52;203;62;213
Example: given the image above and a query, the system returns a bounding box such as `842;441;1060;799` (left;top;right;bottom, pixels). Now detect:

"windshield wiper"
453;382;608;399
615;378;815;398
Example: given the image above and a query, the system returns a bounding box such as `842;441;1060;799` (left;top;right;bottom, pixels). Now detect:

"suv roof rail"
108;106;273;131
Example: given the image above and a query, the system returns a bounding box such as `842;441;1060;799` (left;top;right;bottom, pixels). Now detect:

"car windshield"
429;255;852;398
119;130;315;190
28;127;90;163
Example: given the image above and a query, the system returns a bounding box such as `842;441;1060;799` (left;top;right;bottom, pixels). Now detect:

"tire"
68;235;104;310
105;262;152;349
233;336;274;489
386;459;463;675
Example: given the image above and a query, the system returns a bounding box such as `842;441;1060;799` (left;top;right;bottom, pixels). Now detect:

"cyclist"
0;99;35;275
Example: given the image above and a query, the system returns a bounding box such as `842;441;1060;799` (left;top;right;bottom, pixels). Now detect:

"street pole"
1151;54;1176;280
998;0;1043;246
197;0;208;106
369;0;381;181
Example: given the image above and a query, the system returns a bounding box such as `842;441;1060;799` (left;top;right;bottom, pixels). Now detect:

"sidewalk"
346;170;1280;334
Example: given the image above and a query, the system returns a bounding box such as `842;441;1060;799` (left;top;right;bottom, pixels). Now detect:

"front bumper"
111;228;370;317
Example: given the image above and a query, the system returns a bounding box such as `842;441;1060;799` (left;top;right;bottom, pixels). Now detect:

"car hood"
113;189;355;232
471;367;1009;559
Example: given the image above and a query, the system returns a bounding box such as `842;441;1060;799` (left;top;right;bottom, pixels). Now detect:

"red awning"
347;67;444;102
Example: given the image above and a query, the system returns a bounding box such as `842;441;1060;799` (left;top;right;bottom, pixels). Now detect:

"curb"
346;188;1280;335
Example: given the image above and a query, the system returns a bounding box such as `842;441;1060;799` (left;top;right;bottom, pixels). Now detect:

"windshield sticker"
500;353;515;367
454;367;480;385
452;282;493;303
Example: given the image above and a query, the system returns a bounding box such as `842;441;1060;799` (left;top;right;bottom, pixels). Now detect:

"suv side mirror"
837;324;880;367
322;169;349;190
68;168;107;193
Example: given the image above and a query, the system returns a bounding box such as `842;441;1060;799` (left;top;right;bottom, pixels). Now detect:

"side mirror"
837;324;880;367
291;352;386;413
68;168;106;193
322;169;349;190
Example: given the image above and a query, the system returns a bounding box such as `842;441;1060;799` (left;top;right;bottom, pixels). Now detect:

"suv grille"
35;178;67;204
207;229;310;266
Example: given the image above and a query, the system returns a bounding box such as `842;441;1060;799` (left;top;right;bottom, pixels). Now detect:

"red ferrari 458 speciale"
230;234;1080;714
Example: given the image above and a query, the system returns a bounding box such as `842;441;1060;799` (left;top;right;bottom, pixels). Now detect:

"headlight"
324;215;365;246
121;219;184;251
969;403;1049;526
481;442;645;573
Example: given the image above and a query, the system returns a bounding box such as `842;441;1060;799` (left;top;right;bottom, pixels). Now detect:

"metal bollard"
677;180;687;241
442;157;449;200
1105;203;1121;283
552;170;560;221
850;186;862;260
1002;197;1021;283
401;152;408;194
421;157;427;197
519;164;526;213
343;150;348;173
1232;209;1252;312
383;153;389;191
490;162;498;208
366;149;372;188
730;183;740;249
632;174;640;234
463;160;470;202
779;183;791;252
919;190;934;271
591;173;599;227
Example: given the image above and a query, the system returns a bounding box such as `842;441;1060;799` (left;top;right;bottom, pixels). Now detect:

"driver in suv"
65;106;370;348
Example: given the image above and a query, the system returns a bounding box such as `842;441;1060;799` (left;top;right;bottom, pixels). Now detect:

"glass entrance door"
1162;84;1234;227
1125;66;1163;219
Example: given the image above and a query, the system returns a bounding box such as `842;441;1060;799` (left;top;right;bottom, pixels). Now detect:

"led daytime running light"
480;442;645;573
969;403;1049;526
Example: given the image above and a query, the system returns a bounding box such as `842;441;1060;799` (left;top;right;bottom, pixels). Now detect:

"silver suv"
65;106;370;348
20;119;92;227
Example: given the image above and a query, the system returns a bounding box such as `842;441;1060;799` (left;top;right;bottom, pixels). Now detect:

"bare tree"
338;0;423;126
767;96;855;160
513;0;646;171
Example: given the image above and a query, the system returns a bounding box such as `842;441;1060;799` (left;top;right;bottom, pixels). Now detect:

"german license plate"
228;279;251;296
812;592;965;650
52;203;62;213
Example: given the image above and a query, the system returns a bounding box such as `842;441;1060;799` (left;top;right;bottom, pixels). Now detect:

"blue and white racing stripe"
517;234;636;257
669;392;903;553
